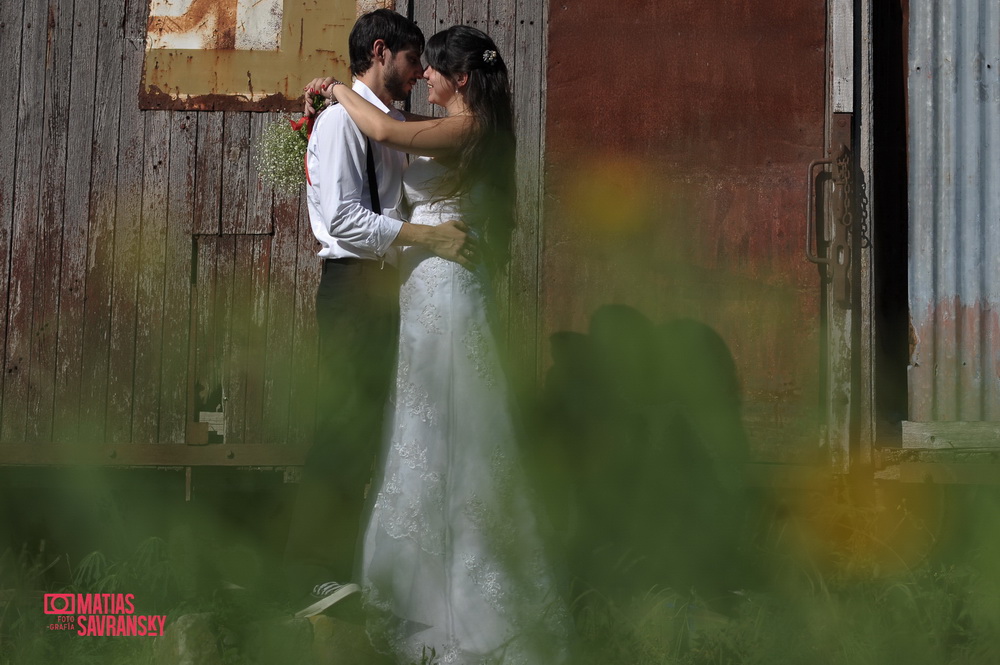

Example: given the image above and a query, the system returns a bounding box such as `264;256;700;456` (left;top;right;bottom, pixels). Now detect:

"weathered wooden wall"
0;0;548;451
0;0;322;448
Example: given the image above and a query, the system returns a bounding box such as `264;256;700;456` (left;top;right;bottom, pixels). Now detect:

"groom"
285;9;473;618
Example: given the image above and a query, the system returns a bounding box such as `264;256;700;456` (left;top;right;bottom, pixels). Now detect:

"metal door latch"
806;143;855;308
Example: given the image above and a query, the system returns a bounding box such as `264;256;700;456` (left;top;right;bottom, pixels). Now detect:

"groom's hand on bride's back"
395;220;477;269
431;219;478;269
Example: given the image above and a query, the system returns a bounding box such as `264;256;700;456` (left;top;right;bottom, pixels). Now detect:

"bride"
321;25;571;665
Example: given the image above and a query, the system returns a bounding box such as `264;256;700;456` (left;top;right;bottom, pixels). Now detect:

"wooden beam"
0;444;309;467
902;421;1000;449
830;0;854;112
0;453;833;490
884;462;1000;485
743;464;834;489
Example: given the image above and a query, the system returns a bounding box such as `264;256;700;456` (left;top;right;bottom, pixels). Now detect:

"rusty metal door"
545;0;847;467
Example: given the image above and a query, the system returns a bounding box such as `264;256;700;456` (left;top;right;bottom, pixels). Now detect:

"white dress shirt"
306;81;407;260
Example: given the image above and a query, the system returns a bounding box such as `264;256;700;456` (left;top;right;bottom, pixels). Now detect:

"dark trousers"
284;258;399;587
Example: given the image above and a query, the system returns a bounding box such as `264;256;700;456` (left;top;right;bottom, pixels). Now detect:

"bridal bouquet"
253;95;329;193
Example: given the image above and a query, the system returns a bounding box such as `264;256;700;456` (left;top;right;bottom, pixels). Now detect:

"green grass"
4;485;1000;664
568;484;1000;665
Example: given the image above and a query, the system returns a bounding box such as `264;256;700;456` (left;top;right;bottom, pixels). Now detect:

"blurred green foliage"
3;303;1000;664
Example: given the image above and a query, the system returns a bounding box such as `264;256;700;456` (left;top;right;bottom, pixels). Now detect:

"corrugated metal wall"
908;0;1000;422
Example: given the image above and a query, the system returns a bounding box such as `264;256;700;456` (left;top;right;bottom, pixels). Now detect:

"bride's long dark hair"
425;26;516;274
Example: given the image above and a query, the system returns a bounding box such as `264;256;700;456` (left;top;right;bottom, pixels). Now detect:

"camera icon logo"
43;593;75;615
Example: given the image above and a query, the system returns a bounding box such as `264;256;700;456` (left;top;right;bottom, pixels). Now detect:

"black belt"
325;257;368;266
323;257;392;272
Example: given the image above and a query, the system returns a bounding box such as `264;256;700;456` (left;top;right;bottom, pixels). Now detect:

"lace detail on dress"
457;263;482;295
400;278;415;312
398;376;439;425
397;436;430;471
374;471;445;554
463;550;508;614
418;303;444;334
463;322;496;387
421;256;449;297
490;446;516;504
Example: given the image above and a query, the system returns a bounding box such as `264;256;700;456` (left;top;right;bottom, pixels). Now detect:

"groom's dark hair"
349;9;425;77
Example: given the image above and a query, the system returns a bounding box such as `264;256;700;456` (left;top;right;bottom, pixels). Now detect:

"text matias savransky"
47;593;167;637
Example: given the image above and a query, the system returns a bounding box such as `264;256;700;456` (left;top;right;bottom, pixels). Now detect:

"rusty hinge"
806;138;855;309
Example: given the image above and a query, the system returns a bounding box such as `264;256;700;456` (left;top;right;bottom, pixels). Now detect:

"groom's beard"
383;60;410;102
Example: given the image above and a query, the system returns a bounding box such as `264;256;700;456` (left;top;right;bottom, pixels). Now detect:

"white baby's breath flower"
253;117;309;193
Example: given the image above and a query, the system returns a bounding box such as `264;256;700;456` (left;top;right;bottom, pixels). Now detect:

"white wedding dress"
361;157;571;664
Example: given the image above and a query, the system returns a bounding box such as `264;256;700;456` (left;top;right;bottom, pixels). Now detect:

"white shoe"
294;581;361;619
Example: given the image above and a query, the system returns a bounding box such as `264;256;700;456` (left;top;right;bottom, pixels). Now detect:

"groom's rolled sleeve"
308;108;403;258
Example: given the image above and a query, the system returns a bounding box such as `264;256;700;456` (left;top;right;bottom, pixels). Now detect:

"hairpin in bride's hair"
482;49;498;65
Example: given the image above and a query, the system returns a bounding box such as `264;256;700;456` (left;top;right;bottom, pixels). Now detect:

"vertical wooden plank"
27;0;75;443
410;0;435;117
159;110;196;443
438;0;462;32
487;0;516;109
508;0;544;388
487;0;516;52
2;0;48;441
0;0;25;441
431;0;463;112
132;111;171;444
247;113;276;235
411;0;435;39
194;113;223;235
261;193;300;444
105;0;148;443
831;0;854;112
462;0;486;30
288;196;319;446
221;112;251;235
485;0;516;345
80;0;127;443
194;237;221;422
223;235;251;444
244;235;271;442
417;0;462;115
53;0;99;442
214;235;237;441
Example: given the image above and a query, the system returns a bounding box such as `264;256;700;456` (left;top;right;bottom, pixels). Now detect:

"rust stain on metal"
147;0;239;49
909;298;1000;422
141;0;357;111
139;84;297;111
